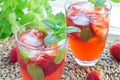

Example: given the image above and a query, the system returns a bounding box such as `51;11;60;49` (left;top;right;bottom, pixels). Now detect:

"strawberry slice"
94;7;109;14
90;16;108;38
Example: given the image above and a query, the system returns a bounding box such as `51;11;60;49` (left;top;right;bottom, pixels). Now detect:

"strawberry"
109;41;120;61
69;32;80;40
90;16;108;38
33;29;46;39
10;46;18;62
94;7;109;14
86;70;103;80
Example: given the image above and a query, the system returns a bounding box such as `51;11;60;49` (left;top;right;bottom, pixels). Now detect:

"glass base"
74;57;99;66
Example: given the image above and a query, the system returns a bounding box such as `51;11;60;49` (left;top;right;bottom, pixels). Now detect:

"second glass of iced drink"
65;0;112;66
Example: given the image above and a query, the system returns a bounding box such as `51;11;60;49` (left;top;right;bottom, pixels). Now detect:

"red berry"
10;46;17;62
86;70;103;80
110;41;120;61
90;16;108;38
33;30;46;39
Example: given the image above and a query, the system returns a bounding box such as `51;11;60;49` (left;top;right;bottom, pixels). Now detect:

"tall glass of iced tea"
15;22;67;80
65;0;112;66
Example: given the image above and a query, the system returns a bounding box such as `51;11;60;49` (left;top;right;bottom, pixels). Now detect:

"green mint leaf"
111;0;120;3
15;8;24;18
1;1;13;14
89;0;106;7
0;0;2;3
20;50;29;63
95;0;106;7
62;26;80;33
36;21;47;34
27;63;44;80
54;47;66;64
54;12;65;27
0;18;12;39
16;0;29;9
45;4;53;17
20;13;35;24
80;27;92;42
44;33;67;46
8;12;16;25
29;0;43;13
0;0;55;39
8;12;18;34
42;19;59;31
88;0;95;3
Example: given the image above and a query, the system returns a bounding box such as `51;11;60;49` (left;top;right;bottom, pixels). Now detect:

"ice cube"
30;51;43;59
67;6;73;16
27;50;38;59
22;29;43;47
27;49;45;59
18;45;38;59
79;2;94;12
70;12;89;26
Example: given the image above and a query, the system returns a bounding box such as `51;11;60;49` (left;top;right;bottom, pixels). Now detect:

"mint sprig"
80;27;92;42
44;33;67;47
27;63;44;80
89;0;106;7
42;13;80;46
42;19;59;32
54;47;66;64
89;0;120;7
20;50;29;63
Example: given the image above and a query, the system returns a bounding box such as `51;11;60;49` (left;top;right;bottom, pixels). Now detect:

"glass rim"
64;0;112;15
15;22;68;51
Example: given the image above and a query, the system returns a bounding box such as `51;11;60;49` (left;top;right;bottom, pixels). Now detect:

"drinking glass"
65;0;112;66
15;22;67;80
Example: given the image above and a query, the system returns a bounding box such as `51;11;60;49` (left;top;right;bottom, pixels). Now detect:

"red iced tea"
66;2;110;62
16;28;66;80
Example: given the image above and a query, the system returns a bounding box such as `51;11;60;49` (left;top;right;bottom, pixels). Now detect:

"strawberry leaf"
20;50;29;63
54;47;66;64
27;63;44;80
80;27;92;42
